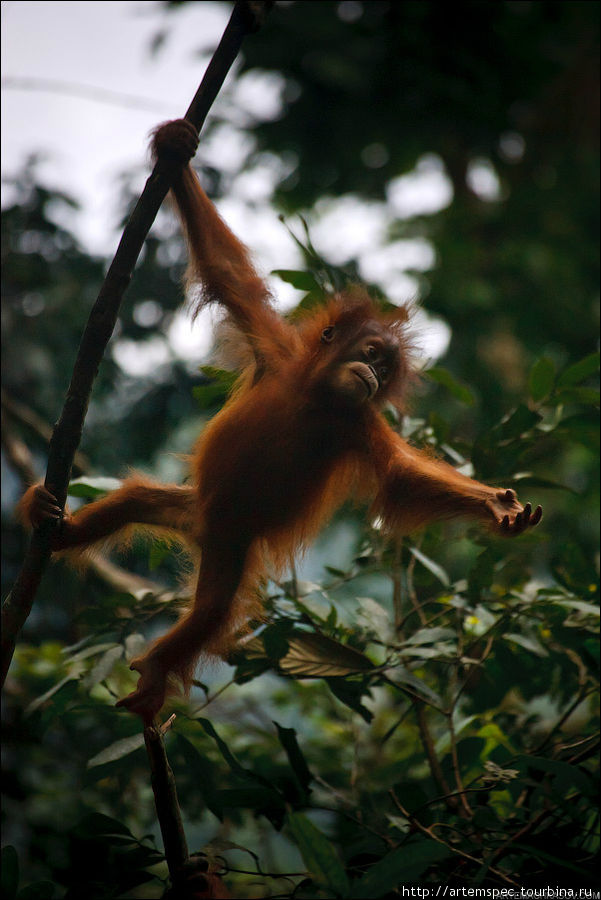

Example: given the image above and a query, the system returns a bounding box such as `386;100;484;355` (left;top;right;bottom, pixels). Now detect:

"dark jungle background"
1;2;599;897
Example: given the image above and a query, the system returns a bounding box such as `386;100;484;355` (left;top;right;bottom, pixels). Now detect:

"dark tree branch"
1;0;273;688
143;720;189;885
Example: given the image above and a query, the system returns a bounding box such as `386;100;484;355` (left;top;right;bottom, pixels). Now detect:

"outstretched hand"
486;489;542;536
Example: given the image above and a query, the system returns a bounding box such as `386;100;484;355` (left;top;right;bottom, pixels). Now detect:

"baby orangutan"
22;119;542;722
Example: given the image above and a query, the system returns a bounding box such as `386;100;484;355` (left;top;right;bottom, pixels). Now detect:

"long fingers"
502;502;543;534
31;486;62;526
37;497;62;520
502;503;543;534
514;502;543;531
531;505;543;526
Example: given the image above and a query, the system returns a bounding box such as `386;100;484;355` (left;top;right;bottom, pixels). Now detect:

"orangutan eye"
321;326;335;343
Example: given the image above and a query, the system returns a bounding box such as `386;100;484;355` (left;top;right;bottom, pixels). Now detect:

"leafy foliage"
3;318;597;893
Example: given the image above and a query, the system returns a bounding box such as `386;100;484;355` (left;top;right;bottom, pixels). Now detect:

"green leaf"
426;366;475;405
194;367;237;408
554;387;600;407
77;812;136;839
286;812;350;896
82;645;123;689
263;625;291;661
271;268;320;291
199;365;236;383
326;677;374;723
506;473;576;493
350;840;451;897
197;718;252;780
529;356;556;402
488;789;513;820
477;723;516;756
279;632;374;677
290;289;329;315
555;412;600;451
26;674;78;714
196;718;278;794
503;632;548;657
497;404;543;440
174;733;223;820
232;653;272;685
87;734;145;767
408;546;450;586
518;756;595;797
540;594;599;616
67;476;122;499
467;547;497;598
557;352;600;388
404;626;455;646
435;715;478;756
387;668;443;706
1;846;19;900
275;722;313;795
65;641;120;663
242;630;376;678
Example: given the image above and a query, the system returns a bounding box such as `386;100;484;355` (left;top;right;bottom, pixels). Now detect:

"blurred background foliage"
1;1;598;897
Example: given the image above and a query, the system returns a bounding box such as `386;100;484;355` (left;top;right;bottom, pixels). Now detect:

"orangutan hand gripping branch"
21;120;542;722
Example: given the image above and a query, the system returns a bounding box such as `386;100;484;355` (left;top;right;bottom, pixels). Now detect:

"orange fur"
20;119;541;722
